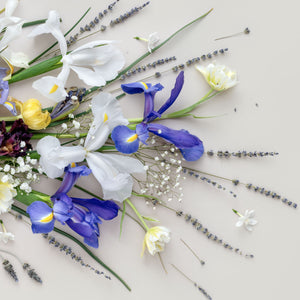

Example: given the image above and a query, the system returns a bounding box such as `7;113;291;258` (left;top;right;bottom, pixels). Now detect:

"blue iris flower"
111;71;204;161
0;68;18;116
27;164;119;248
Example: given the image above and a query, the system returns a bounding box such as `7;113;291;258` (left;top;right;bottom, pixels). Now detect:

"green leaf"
15;189;52;207
119;201;126;238
9;55;62;84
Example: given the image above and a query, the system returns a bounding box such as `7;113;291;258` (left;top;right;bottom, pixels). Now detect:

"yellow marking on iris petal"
103;113;108;122
140;82;148;90
127;134;138;143
40;212;54;223
4;102;14;110
71;162;76;168
49;84;59;94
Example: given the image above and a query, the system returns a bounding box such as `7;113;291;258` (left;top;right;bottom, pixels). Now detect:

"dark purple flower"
0;119;33;157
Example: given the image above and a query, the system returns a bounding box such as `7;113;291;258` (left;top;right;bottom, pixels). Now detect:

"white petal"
101;153;145;174
28;11;67;56
92;46;125;81
0;21;23;50
70;40;114;53
37;136;86;178
5;0;19;17
235;219;244;227
248;219;258;225
69;65;106;87
32;74;68;102
86;152;134;202
85;93;128;151
148;32;160;52
245;225;253;232
2;49;29;68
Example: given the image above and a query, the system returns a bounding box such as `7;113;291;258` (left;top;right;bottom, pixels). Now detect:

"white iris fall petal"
36;93;144;202
32;40;125;102
28;10;67;56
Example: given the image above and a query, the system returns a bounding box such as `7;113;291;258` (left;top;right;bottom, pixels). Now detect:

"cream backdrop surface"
1;0;299;299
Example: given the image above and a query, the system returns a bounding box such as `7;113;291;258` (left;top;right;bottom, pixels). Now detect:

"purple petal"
148;123;204;161
180;143;204;161
55;164;91;194
136;123;149;144
66;218;94;238
121;82;152;94
52;193;73;223
71;198;119;220
143;84;164;120
111;125;140;154
27;201;55;233
157;71;184;116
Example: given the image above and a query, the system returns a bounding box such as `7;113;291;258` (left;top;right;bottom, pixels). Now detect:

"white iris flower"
29;11;125;102
36;93;144;202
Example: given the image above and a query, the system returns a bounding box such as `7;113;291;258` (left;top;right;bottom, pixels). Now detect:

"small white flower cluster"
135;136;186;206
60;112;93;143
0;155;40;194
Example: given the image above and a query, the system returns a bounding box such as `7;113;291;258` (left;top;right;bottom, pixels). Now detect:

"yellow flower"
196;62;237;91
142;226;171;256
0;173;17;214
22;98;51;130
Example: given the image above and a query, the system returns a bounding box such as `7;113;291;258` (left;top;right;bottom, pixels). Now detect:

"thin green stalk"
84;9;213;96
10;205;131;291
127;89;217;124
126;199;149;231
159;89;217;120
117;9;214;81
31;132;87;140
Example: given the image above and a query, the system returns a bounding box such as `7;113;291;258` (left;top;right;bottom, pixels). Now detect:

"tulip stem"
126;199;149;231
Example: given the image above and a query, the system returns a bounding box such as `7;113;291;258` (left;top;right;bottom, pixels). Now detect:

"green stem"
160;89;216;120
11;205;131;291
117;9;214;80
31;132;87;140
22;19;48;28
84;9;213;96
232;209;243;217
126;199;149;231
127;89;217;124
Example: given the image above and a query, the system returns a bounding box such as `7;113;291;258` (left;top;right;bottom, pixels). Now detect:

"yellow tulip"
22;98;51;130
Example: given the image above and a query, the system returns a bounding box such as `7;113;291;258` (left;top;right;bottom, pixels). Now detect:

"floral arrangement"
0;0;295;298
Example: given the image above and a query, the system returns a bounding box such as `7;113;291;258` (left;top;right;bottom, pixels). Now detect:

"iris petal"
27;201;55;233
148;123;204;161
71;197;119;220
111;125;140;154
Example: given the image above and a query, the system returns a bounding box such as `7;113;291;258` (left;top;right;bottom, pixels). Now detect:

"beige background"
1;0;300;299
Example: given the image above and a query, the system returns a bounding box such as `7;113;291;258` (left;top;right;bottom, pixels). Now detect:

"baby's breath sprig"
133;136;185;204
0;155;40;194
